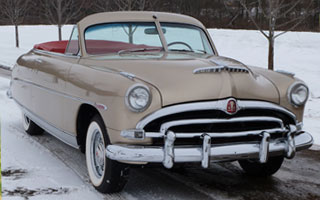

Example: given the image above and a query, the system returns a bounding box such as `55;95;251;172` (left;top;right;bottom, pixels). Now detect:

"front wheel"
85;115;129;193
238;156;284;177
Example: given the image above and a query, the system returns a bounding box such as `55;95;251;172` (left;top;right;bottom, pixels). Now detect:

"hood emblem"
225;99;238;115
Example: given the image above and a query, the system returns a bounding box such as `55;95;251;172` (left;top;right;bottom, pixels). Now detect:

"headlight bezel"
125;83;152;113
287;82;309;107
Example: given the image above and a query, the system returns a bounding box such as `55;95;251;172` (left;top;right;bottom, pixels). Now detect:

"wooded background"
0;0;319;31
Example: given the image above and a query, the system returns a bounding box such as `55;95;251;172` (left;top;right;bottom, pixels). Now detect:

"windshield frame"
81;21;216;57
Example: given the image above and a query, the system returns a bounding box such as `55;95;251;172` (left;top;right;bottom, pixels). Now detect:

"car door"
31;27;80;135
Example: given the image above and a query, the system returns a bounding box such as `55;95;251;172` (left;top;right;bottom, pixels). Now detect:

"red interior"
85;40;160;54
34;41;68;54
34;40;161;55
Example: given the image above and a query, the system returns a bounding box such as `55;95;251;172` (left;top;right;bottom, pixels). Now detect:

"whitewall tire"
85;115;129;193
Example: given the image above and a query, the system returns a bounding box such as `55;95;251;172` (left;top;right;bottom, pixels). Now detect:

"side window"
65;26;79;55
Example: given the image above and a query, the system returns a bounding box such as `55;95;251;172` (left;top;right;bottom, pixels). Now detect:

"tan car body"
11;11;306;149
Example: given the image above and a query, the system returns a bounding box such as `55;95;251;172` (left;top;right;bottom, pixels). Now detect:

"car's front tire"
85;115;129;193
238;156;284;177
22;113;43;135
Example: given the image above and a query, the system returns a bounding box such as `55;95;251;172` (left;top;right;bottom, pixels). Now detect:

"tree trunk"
128;25;133;44
268;37;274;71
15;25;19;48
58;25;62;41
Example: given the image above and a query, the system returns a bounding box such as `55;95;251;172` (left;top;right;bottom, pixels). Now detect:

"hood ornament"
193;65;249;74
193;59;249;74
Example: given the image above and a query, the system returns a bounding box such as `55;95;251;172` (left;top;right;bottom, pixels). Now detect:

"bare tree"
0;0;30;47
114;0;147;11
91;0;113;12
43;0;86;41
238;0;312;70
224;0;244;27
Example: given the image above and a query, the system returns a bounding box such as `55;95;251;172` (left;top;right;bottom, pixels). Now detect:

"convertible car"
8;11;313;193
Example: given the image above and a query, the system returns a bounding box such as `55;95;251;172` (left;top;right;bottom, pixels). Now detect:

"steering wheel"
167;41;193;51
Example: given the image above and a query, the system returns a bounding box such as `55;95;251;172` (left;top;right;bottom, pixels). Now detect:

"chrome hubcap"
91;130;105;178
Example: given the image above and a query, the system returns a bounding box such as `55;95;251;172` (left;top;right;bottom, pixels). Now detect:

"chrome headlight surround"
287;82;309;107
125;84;152;113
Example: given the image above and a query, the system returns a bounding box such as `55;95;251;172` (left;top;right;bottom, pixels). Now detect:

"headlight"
125;84;151;112
288;82;309;107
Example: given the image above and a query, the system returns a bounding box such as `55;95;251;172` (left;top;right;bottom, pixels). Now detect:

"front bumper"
106;120;313;169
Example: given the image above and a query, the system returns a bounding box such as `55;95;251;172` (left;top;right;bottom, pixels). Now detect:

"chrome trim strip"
119;71;136;80
14;99;79;149
33;49;80;59
13;78;106;110
131;128;286;139
276;70;295;77
159;117;284;133
136;99;297;129
106;131;313;165
142;128;286;139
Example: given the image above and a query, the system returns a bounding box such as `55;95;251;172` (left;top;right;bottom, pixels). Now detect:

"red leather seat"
34;41;68;54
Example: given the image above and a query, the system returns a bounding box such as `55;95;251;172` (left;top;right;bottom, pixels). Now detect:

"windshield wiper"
169;49;194;53
169;49;207;54
118;48;162;55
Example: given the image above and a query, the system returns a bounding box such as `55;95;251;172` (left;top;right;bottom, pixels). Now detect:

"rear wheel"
22;113;43;135
238;156;284;177
85;115;129;193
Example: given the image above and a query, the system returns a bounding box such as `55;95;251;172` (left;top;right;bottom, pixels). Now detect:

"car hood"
89;54;280;106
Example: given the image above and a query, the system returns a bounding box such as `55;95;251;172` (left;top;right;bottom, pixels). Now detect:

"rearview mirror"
144;28;166;35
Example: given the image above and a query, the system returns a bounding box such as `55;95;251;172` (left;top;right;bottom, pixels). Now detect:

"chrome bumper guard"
106;117;313;169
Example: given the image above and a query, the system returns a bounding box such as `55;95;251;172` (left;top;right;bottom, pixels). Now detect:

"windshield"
160;23;214;55
84;22;214;55
85;22;163;55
